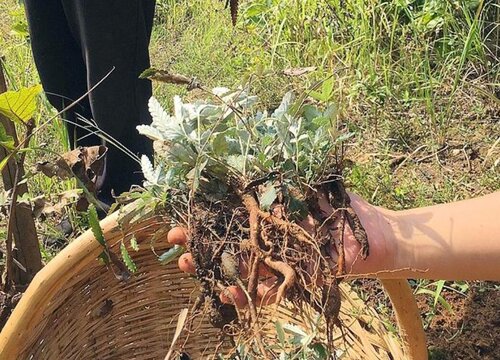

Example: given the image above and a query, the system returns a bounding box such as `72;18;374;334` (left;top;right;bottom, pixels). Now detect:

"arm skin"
355;191;500;281
168;191;500;306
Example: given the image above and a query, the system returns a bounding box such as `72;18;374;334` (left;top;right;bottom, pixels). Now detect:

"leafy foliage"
130;236;139;252
87;205;106;247
120;242;137;273
0;84;42;124
158;245;185;265
0;123;15;151
138;88;351;212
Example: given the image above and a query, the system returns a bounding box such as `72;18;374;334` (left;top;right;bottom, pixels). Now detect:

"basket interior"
15;218;403;360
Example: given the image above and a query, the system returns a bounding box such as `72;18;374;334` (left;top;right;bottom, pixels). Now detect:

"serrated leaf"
149;96;169;125
88;204;106;247
130;236;139;251
0;84;42;123
141;155;156;184
136;124;164;141
144;96;185;141
120;242;137;273
259;184;277;211
159;245;185;264
0;123;15;151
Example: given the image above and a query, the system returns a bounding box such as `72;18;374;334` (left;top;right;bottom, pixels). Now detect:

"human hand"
167;192;392;307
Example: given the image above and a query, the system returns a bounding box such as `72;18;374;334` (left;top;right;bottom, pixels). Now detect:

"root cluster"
185;173;369;358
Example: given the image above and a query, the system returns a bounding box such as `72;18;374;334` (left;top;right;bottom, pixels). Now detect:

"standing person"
25;0;156;206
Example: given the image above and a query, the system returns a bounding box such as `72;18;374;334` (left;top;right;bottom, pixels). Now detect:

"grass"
0;0;499;354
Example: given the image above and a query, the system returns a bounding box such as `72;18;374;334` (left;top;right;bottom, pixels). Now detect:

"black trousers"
25;0;155;203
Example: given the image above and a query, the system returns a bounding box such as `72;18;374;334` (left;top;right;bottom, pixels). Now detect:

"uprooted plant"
137;87;370;357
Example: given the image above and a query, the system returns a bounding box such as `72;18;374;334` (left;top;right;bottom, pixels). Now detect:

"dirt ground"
353;280;500;360
423;283;500;360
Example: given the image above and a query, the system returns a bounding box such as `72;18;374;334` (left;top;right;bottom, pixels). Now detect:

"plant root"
181;173;370;357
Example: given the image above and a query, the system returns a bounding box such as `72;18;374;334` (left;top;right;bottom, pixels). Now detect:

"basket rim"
0;200;427;359
0;202;136;358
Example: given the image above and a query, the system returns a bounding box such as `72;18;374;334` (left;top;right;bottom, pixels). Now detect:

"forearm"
380;192;500;280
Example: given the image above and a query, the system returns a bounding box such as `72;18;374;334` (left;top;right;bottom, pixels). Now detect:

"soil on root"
182;175;369;358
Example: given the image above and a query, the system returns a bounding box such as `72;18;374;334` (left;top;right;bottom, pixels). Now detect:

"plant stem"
3;119;36;291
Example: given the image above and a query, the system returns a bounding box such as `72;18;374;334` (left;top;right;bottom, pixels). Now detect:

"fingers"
167;226;282;307
168;227;195;273
167;227;188;245
218;278;280;308
219;286;247;308
239;255;274;280
178;253;196;274
257;277;279;306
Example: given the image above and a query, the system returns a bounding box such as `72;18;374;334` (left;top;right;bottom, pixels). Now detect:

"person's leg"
62;0;155;202
24;0;99;148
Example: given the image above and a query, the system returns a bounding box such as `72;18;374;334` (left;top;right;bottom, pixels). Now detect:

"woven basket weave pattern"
0;209;421;359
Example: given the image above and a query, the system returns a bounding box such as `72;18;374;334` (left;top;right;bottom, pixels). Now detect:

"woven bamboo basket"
0;202;427;359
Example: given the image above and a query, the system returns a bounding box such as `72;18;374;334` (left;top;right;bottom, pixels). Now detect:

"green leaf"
308;90;328;103
88;204;106;247
97;251;110;264
288;196;308;220
0;84;42;123
311;343;329;359
259;184;277;211
245;3;267;18
303;105;322;121
308;78;334;103
311;116;330;128
130;236;139;251
0;154;12;172
11;21;29;37
189;157;208;193
0;123;15;151
139;67;157;79
433;280;446;308
159;245;185;264
212;133;228;155
321;77;334;98
120;242;137;273
275;321;286;346
227;154;247;174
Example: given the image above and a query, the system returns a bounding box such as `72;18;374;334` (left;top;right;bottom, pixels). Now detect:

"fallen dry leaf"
36;145;107;205
31;189;83;218
283;66;317;76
